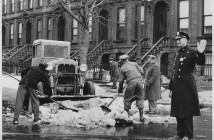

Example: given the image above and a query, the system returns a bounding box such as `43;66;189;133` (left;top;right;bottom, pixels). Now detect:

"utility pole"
136;1;142;65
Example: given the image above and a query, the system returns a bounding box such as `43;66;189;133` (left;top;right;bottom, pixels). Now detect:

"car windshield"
44;45;68;58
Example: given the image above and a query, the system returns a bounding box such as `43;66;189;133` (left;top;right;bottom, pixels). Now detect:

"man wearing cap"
144;55;161;114
118;54;145;122
109;58;120;89
13;63;52;124
169;32;207;140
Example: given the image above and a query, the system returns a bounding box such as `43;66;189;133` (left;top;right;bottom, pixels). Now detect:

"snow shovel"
3;71;80;112
32;89;80;112
101;84;127;114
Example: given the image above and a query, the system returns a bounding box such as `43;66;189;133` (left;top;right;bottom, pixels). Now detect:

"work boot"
168;135;181;140
125;109;131;117
139;108;145;122
34;118;41;123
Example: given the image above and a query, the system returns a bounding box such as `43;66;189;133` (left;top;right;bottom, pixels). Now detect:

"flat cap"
175;32;190;40
119;54;129;60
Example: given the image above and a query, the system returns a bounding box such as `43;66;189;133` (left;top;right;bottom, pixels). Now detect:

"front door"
26;21;32;44
58;16;65;41
99;9;108;42
153;1;167;43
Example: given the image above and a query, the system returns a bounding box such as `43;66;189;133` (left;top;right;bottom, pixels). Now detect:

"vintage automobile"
31;39;97;103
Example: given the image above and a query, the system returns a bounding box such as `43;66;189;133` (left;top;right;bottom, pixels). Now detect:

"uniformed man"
13;63;52;124
118;54;145;122
168;32;207;140
109;58;120;89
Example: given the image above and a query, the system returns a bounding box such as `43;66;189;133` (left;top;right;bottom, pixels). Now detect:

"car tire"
83;81;95;95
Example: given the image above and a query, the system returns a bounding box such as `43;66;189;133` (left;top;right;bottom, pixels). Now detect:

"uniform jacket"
170;45;205;118
109;61;120;77
20;66;52;96
145;62;161;100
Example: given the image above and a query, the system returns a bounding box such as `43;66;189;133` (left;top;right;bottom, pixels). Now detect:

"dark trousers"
14;85;40;120
112;76;118;89
176;117;193;139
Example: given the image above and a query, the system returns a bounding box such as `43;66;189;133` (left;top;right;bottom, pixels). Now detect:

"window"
38;0;43;7
9;23;14;45
28;0;33;9
89;15;92;41
18;23;23;45
178;0;189;33
37;19;42;39
135;5;145;39
3;0;7;14
203;0;212;35
203;53;212;76
72;19;78;42
117;8;125;40
10;0;15;13
47;18;53;39
19;0;24;11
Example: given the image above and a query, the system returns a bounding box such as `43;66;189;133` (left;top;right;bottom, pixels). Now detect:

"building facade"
2;0;212;80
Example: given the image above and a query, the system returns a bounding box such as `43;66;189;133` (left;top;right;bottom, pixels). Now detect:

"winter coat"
109;61;120;77
145;63;161;100
170;45;205;118
20;66;52;96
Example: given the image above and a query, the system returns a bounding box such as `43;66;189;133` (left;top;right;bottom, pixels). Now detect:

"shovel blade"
100;105;111;114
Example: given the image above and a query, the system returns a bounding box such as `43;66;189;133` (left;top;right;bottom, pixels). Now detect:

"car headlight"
79;64;87;72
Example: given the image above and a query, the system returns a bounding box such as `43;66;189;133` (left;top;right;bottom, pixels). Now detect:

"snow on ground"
1;74;212;128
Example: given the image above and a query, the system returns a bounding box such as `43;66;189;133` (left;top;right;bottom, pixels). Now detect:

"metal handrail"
141;36;166;61
87;40;105;56
7;44;32;60
70;49;80;58
3;45;22;58
127;38;148;55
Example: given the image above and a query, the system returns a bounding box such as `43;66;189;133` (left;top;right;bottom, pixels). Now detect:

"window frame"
134;4;145;39
38;0;43;7
72;18;79;43
10;0;15;13
88;15;93;41
47;18;53;40
37;19;43;39
28;0;33;9
117;7;126;40
3;0;7;14
17;22;23;45
202;0;212;35
9;23;14;45
177;0;189;33
18;0;24;11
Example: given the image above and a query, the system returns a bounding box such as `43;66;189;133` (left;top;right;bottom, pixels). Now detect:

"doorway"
160;52;169;76
2;25;5;46
99;9;108;42
153;1;167;43
26;21;32;44
58;16;65;41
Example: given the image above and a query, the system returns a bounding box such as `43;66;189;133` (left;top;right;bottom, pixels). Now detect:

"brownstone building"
2;0;212;81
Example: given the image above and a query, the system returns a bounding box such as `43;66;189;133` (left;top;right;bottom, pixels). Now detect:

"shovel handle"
107;84;127;107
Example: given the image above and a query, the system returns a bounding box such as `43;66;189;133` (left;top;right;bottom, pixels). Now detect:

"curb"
157;102;212;108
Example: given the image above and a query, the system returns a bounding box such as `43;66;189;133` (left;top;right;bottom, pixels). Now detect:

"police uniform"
170;32;205;139
118;54;145;121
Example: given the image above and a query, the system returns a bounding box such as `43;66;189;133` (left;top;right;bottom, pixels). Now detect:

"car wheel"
83;81;95;95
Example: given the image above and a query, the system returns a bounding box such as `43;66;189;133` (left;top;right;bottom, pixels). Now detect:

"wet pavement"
2;110;212;140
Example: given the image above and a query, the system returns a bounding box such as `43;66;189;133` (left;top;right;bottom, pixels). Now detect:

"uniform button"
181;63;183;65
178;76;180;78
179;69;181;71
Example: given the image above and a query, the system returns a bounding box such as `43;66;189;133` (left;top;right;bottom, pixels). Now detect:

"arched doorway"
160;52;169;76
58;16;65;41
153;1;167;43
26;21;32;44
2;25;5;46
99;9;108;42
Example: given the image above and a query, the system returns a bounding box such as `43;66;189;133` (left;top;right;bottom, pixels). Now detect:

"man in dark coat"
13;63;52;124
118;54;145;122
169;32;207;140
145;55;161;114
109;58;120;89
